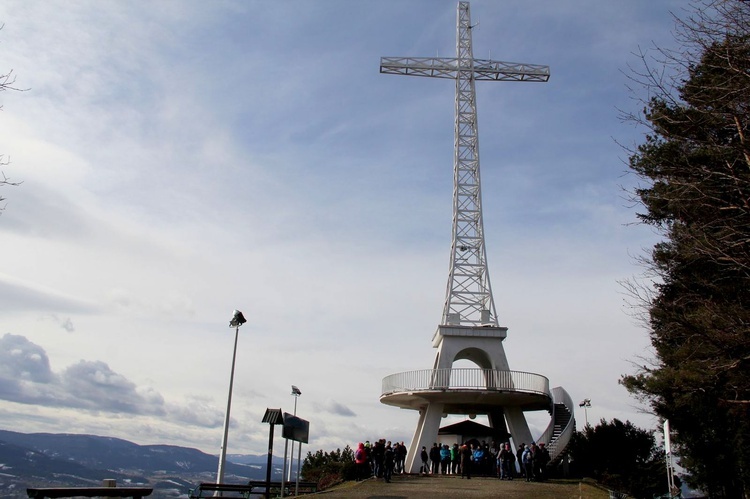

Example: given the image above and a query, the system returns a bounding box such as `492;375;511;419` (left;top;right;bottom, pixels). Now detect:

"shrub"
300;445;356;490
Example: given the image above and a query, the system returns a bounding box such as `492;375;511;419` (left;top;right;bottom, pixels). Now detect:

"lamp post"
287;385;302;482
216;309;247;485
578;398;591;427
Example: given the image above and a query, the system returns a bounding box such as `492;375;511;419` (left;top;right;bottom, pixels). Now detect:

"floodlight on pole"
230;309;247;328
216;309;247;486
287;385;302;482
578;398;591;427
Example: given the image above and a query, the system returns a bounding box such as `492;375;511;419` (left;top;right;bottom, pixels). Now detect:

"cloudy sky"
0;0;682;456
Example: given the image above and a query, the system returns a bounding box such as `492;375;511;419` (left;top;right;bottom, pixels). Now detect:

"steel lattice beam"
380;57;550;82
381;2;549;327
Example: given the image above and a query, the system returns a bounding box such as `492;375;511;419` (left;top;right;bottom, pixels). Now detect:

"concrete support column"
504;406;533;446
487;408;509;436
405;402;444;473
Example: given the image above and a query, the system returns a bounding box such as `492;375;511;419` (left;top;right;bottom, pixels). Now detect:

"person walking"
419;446;429;476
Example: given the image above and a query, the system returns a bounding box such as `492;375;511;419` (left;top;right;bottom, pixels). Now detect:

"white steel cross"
381;2;549;328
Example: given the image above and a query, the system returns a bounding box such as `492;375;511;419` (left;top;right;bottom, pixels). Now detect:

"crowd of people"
353;438;552;483
354;439;408;483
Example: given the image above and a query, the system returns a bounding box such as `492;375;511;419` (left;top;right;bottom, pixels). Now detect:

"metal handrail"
536;386;576;463
382;368;550;397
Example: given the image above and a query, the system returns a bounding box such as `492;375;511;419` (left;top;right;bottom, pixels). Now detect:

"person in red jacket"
354;442;369;481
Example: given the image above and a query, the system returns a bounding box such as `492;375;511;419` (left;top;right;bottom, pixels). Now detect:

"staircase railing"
535;386;575;463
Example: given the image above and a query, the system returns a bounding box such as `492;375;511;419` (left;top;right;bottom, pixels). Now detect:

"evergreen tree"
621;1;750;496
569;419;665;498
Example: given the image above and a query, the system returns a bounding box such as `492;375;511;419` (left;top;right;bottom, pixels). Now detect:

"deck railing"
382;368;550;397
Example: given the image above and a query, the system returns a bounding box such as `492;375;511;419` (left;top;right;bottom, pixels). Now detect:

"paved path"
302;474;610;499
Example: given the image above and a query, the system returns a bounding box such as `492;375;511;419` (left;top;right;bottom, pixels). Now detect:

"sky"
0;0;685;457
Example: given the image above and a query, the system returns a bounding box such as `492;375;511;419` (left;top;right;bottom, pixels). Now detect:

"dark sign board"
282;412;309;444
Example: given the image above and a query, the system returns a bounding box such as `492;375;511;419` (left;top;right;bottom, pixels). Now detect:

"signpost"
281;413;309;498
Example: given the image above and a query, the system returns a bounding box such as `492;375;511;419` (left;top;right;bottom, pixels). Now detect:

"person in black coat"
371;439;385;478
429;443;441;474
420;446;429;475
383;443;395;483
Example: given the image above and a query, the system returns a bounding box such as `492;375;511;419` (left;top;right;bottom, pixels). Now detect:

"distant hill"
0;430;288;498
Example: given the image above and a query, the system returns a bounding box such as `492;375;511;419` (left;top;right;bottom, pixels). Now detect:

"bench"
189;483;255;498
247;480;317;495
27;487;153;499
189;481;317;498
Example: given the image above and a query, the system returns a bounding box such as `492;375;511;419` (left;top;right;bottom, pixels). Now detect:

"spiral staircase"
535;387;576;464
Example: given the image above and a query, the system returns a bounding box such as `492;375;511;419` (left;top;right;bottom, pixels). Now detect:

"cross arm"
380;57;550;82
471;59;550;82
380;57;460;79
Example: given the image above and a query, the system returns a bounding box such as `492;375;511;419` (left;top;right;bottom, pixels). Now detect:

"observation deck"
381;368;552;414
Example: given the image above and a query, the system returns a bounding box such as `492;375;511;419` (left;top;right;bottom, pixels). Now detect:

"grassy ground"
299;474;610;498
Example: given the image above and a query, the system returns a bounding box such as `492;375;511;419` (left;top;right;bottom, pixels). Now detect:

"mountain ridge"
0;429;288;498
